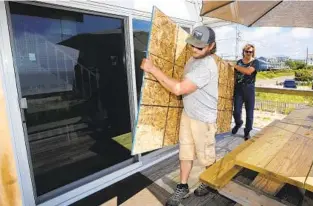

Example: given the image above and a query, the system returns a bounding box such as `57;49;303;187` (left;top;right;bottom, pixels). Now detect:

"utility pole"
235;25;241;60
306;47;309;66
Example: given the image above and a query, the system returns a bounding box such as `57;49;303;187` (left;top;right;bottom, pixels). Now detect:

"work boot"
165;184;189;206
232;120;243;135
194;182;212;196
244;129;251;141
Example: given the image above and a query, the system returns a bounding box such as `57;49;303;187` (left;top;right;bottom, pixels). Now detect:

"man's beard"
193;52;210;59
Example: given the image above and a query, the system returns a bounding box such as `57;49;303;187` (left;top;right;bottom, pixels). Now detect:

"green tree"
285;60;305;70
285;60;296;69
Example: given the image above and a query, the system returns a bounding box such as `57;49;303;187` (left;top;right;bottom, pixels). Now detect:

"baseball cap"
185;26;216;48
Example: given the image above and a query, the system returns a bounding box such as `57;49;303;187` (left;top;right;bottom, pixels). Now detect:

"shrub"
295;70;313;81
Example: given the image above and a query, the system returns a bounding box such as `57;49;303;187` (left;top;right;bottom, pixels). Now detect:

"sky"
213;25;313;60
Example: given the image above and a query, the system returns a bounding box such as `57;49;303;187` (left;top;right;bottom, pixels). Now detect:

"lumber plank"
236;108;313;190
251;174;284;196
199;138;256;189
234;175;284;206
219;181;285;206
298;108;313;192
235;109;306;175
255;87;313;97
259;108;313;189
263;132;313;188
200;120;280;190
305;166;313;192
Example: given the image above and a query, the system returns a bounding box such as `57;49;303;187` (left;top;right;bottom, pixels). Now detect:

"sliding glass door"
8;2;135;196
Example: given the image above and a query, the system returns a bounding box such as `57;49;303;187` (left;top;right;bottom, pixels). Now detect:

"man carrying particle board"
141;25;218;206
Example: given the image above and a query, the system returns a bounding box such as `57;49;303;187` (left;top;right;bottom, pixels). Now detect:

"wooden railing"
255;87;313;96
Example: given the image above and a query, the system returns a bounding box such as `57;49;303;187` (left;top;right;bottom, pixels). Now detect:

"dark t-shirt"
235;59;260;85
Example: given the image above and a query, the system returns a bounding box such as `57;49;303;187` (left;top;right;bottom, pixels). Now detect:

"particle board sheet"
132;7;235;155
236;107;313;189
131;7;185;155
213;54;235;134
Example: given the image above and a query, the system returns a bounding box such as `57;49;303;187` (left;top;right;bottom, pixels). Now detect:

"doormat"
132;7;234;155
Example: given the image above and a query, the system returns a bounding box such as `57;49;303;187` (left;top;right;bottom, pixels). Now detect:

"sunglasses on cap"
244;50;253;54
190;45;204;50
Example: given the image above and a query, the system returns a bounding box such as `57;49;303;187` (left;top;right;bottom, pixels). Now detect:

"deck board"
235;120;299;173
250;174;284;196
199;136;260;189
73;134;245;206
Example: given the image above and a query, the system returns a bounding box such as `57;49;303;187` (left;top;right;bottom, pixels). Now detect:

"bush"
295;70;313;81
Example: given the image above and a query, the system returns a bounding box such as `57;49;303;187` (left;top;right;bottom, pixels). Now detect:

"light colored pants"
179;111;216;167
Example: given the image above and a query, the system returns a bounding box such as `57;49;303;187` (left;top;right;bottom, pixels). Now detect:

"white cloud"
216;25;313;59
214;26;236;40
291;28;313;39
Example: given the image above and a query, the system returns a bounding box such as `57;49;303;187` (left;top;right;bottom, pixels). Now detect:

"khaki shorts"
179;111;217;166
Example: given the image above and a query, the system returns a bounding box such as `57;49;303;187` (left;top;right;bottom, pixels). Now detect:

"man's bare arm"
141;58;197;96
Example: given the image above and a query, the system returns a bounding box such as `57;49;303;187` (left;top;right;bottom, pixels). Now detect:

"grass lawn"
256;69;313;80
256;70;295;80
256;92;313;104
112;132;132;151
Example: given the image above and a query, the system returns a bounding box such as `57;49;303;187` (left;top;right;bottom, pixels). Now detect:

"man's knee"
198;156;216;167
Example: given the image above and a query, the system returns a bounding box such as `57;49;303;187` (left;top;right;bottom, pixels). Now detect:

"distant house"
267;56;290;69
258;56;268;62
256;57;270;71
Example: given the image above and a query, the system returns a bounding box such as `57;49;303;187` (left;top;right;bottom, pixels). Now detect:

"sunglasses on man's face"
191;45;204;50
244;50;253;54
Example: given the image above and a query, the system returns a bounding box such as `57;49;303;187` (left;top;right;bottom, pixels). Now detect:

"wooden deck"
70;107;313;206
72;130;255;206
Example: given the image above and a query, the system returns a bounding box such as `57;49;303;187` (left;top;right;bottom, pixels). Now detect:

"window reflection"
132;19;151;103
9;2;133;196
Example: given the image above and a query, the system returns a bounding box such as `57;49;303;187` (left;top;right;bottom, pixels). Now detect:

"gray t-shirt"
183;55;218;123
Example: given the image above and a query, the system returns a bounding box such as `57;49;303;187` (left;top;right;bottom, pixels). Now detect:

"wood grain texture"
133;106;168;154
212;54;235;134
163;108;182;146
148;17;177;62
235;120;300;173
145;55;174;81
141;80;170;106
306;166;313;192
219;181;285;206
0;80;22;205
237;108;313;190
200;132;262;189
250;174;284;196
